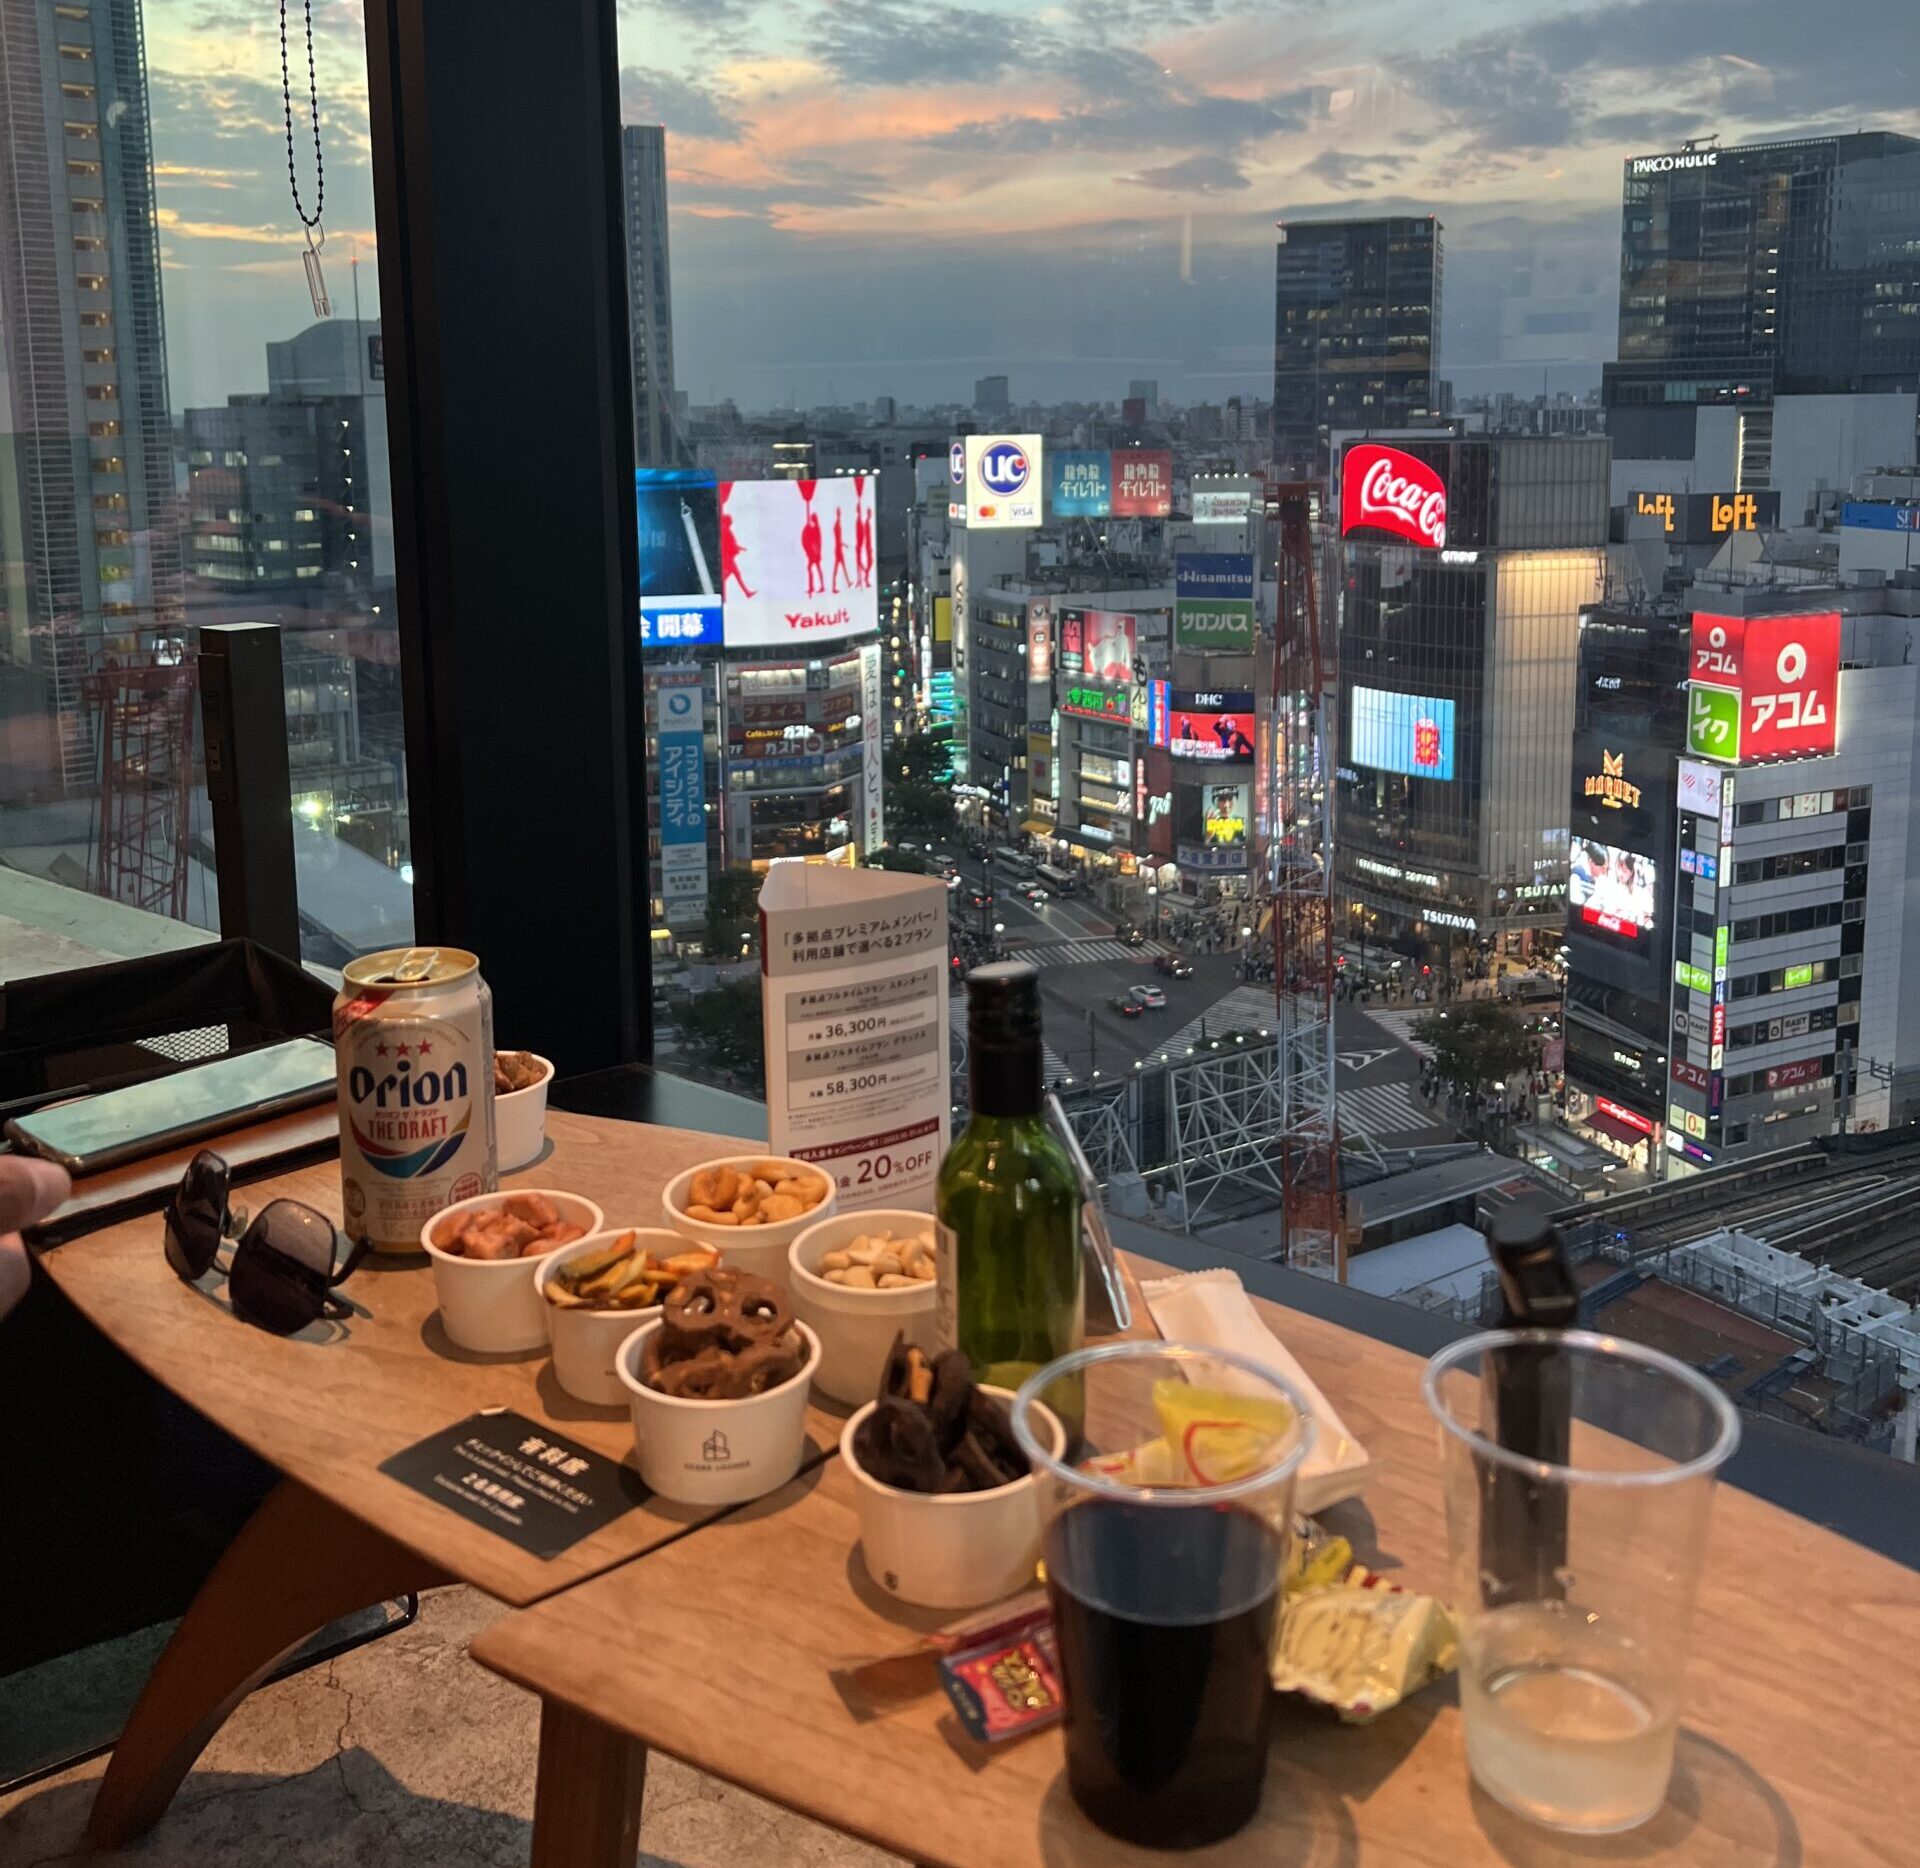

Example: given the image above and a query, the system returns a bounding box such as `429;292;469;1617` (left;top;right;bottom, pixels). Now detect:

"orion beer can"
335;947;498;1251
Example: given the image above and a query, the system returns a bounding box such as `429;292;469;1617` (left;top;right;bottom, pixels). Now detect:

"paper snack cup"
534;1228;689;1406
660;1155;836;1296
494;1054;554;1174
421;1190;605;1354
787;1210;938;1408
617;1318;821;1506
841;1387;1064;1610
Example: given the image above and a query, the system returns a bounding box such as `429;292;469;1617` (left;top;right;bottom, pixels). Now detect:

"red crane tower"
1267;483;1346;1274
84;649;198;923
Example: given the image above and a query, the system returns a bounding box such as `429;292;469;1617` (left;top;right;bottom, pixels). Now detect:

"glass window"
0;2;409;969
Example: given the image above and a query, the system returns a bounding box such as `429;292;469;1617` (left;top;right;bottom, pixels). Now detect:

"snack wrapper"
939;1617;1066;1743
1270;1568;1458;1723
1079;1381;1300;1491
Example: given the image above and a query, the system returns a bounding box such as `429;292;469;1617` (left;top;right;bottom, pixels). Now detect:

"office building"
973;374;1010;416
0;0;181;794
621;124;679;467
1272;218;1442;476
1604;132;1920;488
1333;434;1612;968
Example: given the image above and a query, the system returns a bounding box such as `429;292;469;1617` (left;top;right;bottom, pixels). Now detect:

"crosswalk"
1006;937;1171;971
1161;986;1277;1056
1338;1078;1434;1143
1360;1006;1437;1063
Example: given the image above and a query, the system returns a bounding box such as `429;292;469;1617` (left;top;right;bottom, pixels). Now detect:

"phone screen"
8;1038;336;1171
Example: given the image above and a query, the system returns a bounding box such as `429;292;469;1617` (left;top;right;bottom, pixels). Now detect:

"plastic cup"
1424;1329;1741;1836
1011;1341;1313;1851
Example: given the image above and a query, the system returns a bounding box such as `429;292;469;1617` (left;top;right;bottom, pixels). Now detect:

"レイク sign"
1686;611;1841;764
1341;444;1447;550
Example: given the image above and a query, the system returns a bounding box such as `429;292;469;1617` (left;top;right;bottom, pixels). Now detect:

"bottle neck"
969;1039;1043;1119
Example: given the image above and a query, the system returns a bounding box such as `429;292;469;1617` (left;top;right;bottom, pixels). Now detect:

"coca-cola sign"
1341;443;1448;550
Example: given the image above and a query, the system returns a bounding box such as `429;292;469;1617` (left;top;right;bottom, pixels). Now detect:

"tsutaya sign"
1340;443;1447;550
1631;147;1720;174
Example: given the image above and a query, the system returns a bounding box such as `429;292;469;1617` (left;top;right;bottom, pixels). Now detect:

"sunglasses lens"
226;1201;343;1335
164;1149;232;1281
252;1201;341;1278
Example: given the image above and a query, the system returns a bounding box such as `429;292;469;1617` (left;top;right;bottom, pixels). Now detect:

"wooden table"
472;1272;1920;1867
35;1110;844;1848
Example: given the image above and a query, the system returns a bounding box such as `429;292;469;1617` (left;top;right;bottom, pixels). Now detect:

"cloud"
1294;148;1409;189
620;67;742;141
1121;154;1253;194
813;2;1065;89
921;82;1321;162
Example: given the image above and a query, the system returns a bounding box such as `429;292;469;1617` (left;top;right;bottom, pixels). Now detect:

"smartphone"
6;1037;336;1173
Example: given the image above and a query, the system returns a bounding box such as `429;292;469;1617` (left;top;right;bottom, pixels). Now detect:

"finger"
0;1156;72;1234
0;1236;29;1320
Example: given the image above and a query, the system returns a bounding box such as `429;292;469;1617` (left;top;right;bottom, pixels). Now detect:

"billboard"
1676;757;1723;817
1687;611;1841;764
1111;449;1172;518
1169;691;1255;761
1193;479;1255;525
1340;443;1447;549
1059;608;1135;682
1174;552;1256;651
1630;489;1779;543
1203;783;1250;849
656;675;707;916
1146;678;1171;750
1050;450;1111;518
860;641;884;857
964;434;1044;529
1060;685;1130;723
718;478;878;648
637;469;723;648
1570;837;1657;938
1350;685;1457;781
1026;599;1054;681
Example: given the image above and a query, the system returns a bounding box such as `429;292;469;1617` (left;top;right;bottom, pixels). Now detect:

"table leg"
529;1697;647;1868
86;1475;448;1850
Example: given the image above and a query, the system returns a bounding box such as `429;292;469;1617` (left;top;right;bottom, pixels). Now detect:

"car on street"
1153;954;1194;979
1128;984;1168;1010
1020;884;1048;903
1118;925;1146;947
969;889;993;910
1108;993;1144;1018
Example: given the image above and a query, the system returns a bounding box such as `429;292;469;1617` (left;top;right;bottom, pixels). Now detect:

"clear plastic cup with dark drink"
1011;1342;1313;1849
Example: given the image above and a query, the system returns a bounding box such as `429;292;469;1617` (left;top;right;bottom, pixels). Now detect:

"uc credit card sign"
965;435;1044;529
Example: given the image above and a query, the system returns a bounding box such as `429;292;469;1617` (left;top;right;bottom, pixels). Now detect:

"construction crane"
1267;483;1347;1275
84;647;197;923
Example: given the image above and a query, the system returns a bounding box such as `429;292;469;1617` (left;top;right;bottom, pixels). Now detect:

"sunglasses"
164;1149;369;1335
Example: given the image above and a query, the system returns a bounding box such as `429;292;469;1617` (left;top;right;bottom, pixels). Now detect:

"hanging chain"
280;0;324;231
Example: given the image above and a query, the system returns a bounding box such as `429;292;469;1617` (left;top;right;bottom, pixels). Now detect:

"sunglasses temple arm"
331;1234;373;1287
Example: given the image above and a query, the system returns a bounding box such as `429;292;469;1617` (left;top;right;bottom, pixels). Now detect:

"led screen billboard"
964;434;1044;528
1059;609;1135;682
1349;685;1456;781
1340;444;1447;549
1111;449;1172;517
637;470;723;648
1169;691;1255;760
1686;610;1841;764
718;477;878;649
1569;838;1657;938
1203;783;1250;849
1050;450;1111;518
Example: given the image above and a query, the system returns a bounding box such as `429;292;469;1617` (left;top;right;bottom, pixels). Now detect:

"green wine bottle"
936;961;1084;1393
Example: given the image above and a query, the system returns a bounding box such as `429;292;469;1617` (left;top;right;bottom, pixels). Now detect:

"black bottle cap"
966;962;1043;1114
1486;1201;1578;1329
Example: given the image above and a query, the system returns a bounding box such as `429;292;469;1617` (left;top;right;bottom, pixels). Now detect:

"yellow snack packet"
1151;1380;1297;1486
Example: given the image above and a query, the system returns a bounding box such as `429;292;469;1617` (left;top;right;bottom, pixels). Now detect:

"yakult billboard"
1340;443;1447;550
719;478;878;648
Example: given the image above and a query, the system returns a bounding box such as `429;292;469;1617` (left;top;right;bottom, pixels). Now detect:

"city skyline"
141;0;1920;412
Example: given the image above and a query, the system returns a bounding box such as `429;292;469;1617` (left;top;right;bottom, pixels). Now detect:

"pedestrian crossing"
1338;1079;1435;1143
1008;937;1172;971
1161;987;1277;1057
1360;1006;1437;1063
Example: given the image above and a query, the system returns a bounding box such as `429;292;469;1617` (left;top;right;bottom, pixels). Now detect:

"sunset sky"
142;0;1920;413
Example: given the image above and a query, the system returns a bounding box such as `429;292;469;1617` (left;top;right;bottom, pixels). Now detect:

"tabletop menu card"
759;862;950;1213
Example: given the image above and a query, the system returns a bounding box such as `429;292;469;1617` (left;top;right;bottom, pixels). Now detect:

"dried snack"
679;1158;830;1229
543;1232;720;1311
430;1192;587;1259
817;1226;937;1288
493;1049;547;1094
851;1336;1028;1495
641;1266;807;1399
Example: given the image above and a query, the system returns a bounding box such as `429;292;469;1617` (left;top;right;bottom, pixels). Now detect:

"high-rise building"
973;374;1010;415
1604;132;1920;486
1272;218;1442;477
0;0;181;794
620;124;679;467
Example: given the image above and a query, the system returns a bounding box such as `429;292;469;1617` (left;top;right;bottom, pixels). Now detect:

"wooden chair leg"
86;1476;448;1850
529;1697;647;1868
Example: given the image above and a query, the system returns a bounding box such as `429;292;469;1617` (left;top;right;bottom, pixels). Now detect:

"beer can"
334;947;498;1251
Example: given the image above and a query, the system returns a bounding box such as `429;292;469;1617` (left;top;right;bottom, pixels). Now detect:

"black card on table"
378;1409;646;1558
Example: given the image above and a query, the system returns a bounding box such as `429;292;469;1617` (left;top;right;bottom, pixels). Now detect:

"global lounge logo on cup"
1342;444;1448;550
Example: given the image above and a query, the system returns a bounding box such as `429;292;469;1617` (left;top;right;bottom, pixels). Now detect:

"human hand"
0;1155;74;1320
